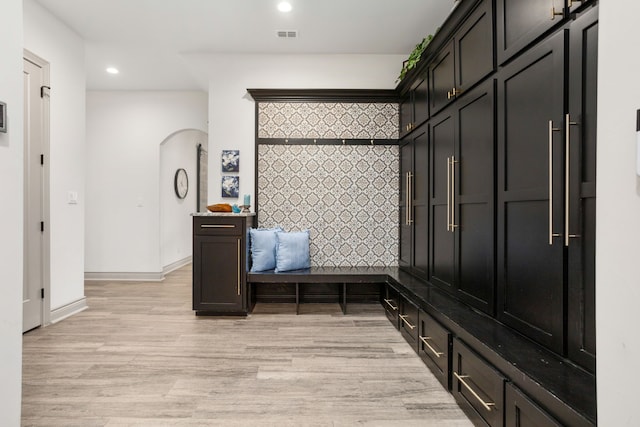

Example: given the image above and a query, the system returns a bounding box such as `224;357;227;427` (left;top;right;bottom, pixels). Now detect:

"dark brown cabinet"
566;4;598;372
497;6;597;363
496;0;567;64
192;215;253;315
382;284;400;329
429;80;495;315
496;29;566;353
453;338;506;427
505;383;562;427
399;296;419;350
418;309;451;390
399;73;429;138
430;0;494;115
399;124;429;280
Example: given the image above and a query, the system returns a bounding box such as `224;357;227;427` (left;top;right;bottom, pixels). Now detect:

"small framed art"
222;150;239;172
222;176;239;198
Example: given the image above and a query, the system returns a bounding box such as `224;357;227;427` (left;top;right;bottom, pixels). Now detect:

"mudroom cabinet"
429;79;495;315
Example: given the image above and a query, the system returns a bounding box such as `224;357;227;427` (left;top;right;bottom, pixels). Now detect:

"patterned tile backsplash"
258;102;399;140
258;144;399;267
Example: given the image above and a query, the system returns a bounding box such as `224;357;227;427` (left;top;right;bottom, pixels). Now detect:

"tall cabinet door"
567;5;598;372
454;80;495;314
430;110;455;292
496;30;566;353
399;141;413;269
413;127;429;278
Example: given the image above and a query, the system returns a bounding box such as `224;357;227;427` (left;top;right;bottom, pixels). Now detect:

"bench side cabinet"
193;215;254;315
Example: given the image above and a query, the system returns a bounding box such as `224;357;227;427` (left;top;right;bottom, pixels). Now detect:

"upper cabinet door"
455;0;495;94
496;0;566;64
430;42;456;116
399;92;413;138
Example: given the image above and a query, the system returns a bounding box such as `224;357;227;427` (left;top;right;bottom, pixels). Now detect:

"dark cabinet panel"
567;5;598;372
382;285;400;329
430;112;455;291
400;73;429;138
399;297;419;350
400;124;430;280
505;383;562;427
455;0;494;92
193;216;252;314
430;80;495;315
496;0;566;64
431;0;495;115
430;42;456;115
453;338;506;427
455;82;495;313
418;310;451;391
497;30;565;353
399;141;413;269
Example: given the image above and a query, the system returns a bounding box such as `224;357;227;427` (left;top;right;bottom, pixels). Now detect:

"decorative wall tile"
258;102;399;140
258;144;399;267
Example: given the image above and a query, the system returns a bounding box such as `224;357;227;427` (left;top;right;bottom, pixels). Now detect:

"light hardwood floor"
22;265;472;427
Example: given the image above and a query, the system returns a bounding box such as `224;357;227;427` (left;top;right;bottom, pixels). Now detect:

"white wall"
23;0;86;311
0;0;23;423
183;53;404;207
160;129;207;268
596;1;640;425
85;91;207;276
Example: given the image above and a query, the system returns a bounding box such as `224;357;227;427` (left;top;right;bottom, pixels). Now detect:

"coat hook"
342;139;346;145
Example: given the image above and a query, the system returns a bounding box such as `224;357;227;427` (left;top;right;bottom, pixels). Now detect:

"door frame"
24;49;51;329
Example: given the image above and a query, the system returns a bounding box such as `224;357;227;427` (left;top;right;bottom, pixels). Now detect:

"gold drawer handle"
384;299;398;311
419;336;444;358
201;224;236;229
399;314;416;330
454;372;496;412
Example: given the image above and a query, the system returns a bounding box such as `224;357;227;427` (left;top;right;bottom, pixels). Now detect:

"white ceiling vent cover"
277;30;298;38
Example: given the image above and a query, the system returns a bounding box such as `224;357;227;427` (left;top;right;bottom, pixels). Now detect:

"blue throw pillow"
275;230;311;272
249;227;282;272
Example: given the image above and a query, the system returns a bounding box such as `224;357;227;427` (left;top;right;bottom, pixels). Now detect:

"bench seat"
247;266;393;314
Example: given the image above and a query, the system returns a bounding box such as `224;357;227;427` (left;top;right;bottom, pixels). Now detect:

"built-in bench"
247;266;596;426
247;266;393;314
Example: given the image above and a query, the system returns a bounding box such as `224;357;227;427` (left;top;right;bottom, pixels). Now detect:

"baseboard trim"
84;271;165;282
50;297;88;324
163;256;192;275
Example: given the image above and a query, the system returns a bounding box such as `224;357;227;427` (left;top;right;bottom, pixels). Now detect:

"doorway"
23;50;50;332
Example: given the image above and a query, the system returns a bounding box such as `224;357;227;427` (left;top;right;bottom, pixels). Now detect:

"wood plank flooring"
22;265;472;426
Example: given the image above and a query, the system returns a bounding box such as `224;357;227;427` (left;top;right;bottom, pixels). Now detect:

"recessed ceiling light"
277;1;292;13
106;67;119;75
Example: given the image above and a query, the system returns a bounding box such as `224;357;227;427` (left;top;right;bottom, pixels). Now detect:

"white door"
23;54;49;332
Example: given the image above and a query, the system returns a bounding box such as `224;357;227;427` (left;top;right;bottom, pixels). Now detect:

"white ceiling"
34;0;457;90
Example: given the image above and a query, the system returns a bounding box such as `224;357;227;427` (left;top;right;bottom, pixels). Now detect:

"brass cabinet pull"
201;224;236;229
405;172;410;226
237;239;241;296
447;157;451;231
447;90;453;100
408;172;414;225
399;314;416;330
565;114;579;246
451;156;458;230
384;298;398;311
454;372;496;412
548;120;562;245
420;336;444;358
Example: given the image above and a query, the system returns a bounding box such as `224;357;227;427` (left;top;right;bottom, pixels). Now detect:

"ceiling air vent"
277;30;298;39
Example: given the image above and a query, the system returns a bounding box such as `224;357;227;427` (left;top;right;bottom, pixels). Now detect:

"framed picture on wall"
222;150;240;172
221;176;239;198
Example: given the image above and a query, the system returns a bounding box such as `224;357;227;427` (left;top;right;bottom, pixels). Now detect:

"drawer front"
453;338;506;427
382;286;399;329
194;216;244;236
505;383;562;427
399;297;419;349
418;310;451;390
